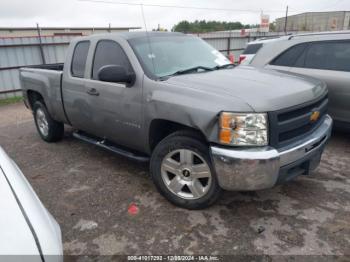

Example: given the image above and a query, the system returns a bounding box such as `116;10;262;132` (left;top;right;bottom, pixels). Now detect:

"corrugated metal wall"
198;31;285;58
0;35;75;99
0;32;284;99
276;11;350;32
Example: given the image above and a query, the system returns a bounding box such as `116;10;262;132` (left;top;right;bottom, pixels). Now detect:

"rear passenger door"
62;40;96;133
289;40;350;123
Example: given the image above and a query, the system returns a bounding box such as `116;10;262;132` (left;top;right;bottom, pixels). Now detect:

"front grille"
269;93;328;148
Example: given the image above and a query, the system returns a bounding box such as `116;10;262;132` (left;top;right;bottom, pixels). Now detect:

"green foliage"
152;27;168;32
0;96;23;106
172;20;252;33
269;22;276;32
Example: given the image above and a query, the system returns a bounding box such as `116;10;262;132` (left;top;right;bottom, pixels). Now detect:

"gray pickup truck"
20;32;332;209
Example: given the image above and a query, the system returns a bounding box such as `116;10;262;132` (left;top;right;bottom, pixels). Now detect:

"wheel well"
149;119;207;152
27;90;44;109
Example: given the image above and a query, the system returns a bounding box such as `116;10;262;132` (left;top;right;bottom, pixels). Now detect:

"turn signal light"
219;129;232;144
220;112;235;129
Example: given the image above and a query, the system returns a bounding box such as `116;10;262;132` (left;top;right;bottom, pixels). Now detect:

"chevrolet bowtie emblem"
310;110;320;122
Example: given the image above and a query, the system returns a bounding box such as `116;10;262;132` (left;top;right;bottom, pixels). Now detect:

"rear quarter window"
242;43;263;54
270;43;308;67
71;41;90;78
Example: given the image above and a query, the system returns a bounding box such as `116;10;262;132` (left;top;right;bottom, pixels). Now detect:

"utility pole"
36;23;46;64
108;23;111;32
284;5;289;34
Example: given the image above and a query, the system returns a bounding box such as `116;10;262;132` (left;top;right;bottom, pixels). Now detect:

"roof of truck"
117;31;185;39
76;31;185;41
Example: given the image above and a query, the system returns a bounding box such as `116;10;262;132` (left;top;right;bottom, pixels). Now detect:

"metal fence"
0;31;287;99
198;31;286;59
0;35;75;99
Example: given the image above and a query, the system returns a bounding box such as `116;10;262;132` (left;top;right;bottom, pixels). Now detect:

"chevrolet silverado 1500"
20;32;332;209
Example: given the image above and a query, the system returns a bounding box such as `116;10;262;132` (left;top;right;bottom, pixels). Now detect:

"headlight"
219;112;268;146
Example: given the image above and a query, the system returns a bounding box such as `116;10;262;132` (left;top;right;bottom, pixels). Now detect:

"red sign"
260;14;270;32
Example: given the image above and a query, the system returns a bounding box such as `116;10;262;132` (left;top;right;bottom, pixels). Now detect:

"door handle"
87;88;99;96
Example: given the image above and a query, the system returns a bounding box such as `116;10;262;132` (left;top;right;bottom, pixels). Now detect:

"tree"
172;21;192;33
269;22;276;32
172;20;248;33
152;24;168;32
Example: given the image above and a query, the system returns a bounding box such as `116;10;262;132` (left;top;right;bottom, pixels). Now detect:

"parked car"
0;146;62;261
20;32;332;209
238;37;281;65
240;31;350;129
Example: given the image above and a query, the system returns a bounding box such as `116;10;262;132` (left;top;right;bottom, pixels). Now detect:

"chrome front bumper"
210;114;333;191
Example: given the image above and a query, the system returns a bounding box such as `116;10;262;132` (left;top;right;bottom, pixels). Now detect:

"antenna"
140;3;156;75
284;5;289;35
140;4;148;32
36;23;46;64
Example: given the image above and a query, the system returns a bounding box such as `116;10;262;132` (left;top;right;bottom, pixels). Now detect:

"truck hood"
166;65;327;112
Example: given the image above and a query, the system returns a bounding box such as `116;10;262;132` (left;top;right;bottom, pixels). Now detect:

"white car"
238;36;285;65
0;146;62;262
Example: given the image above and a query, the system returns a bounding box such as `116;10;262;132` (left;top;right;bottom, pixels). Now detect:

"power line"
78;0;289;13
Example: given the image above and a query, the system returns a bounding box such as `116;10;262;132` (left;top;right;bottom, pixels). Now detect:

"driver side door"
84;39;144;151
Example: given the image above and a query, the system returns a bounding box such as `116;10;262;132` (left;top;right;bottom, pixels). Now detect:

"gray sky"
0;0;349;30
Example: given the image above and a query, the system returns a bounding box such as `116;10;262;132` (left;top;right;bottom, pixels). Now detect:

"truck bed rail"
22;63;64;71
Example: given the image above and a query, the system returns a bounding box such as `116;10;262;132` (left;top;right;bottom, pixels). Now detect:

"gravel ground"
0;102;349;258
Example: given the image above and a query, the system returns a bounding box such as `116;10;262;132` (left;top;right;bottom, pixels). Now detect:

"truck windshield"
129;35;230;78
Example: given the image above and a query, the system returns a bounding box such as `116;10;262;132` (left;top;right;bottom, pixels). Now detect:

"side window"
242;44;263;54
270;43;308;67
71;41;90;78
305;41;350;72
294;48;307;67
92;40;133;80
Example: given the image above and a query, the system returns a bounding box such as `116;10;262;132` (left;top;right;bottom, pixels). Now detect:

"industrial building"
0;26;140;37
276;11;350;32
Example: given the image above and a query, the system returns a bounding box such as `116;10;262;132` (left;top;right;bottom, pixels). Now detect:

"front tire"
33;101;64;142
150;131;222;209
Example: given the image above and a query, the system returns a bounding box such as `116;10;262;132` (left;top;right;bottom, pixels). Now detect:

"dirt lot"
0;102;349;257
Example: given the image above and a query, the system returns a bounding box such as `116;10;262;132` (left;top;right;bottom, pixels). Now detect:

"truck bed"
20;64;68;125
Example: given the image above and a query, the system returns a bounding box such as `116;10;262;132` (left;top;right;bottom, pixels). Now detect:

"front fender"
143;77;254;146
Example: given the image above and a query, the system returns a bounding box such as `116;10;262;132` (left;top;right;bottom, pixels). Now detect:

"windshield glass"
129;35;230;78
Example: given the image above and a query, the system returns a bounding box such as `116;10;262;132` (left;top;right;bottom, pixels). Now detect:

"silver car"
242;31;350;129
0;146;62;261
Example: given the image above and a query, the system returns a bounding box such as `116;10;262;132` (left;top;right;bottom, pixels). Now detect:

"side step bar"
73;131;150;162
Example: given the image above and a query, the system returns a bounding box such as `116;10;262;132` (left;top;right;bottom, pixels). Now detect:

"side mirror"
98;65;135;86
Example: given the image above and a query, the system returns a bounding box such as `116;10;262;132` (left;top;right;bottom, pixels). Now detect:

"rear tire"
150;130;222;209
33;101;64;142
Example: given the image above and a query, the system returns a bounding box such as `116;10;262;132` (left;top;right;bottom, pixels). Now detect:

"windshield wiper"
212;63;235;70
162;66;214;79
158;64;232;81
